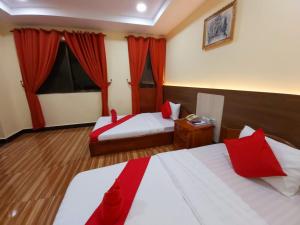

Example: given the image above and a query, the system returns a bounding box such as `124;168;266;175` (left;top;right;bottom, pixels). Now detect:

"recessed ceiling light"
18;0;28;2
136;2;147;13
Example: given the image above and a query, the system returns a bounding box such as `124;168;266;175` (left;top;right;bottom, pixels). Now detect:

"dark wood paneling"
164;85;300;148
139;88;156;113
220;127;297;148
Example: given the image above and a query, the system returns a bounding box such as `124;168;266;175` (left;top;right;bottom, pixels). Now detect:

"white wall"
106;37;132;115
166;0;300;95
0;124;4;139
0;30;132;138
0;34;30;138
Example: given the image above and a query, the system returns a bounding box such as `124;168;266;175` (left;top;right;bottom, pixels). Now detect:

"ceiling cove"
0;0;172;26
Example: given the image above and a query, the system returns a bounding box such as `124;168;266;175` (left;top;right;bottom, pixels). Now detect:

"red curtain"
13;29;61;129
127;36;149;114
64;31;109;116
149;38;166;111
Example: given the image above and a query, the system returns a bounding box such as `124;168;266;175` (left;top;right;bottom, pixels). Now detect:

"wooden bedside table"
174;119;214;149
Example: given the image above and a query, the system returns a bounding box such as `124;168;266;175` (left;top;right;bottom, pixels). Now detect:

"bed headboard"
220;126;297;148
164;85;300;148
196;93;224;142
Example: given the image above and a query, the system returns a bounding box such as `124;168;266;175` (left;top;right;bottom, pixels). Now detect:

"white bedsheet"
188;144;300;225
53;157;200;225
158;150;267;225
92;112;174;141
53;144;300;225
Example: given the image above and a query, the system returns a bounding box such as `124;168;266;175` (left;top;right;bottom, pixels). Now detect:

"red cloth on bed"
161;101;171;119
111;109;117;123
85;157;151;225
86;181;123;225
89;115;135;142
224;129;286;178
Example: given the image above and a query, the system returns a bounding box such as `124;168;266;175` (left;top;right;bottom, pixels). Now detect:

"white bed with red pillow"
92;112;175;141
91;101;180;142
53;129;300;225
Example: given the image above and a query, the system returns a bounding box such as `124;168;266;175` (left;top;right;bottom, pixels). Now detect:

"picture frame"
202;1;237;50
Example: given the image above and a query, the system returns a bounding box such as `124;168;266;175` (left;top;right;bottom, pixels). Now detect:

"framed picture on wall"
202;1;237;50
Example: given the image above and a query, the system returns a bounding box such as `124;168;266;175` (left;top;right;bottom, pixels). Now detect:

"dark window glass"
68;48;98;92
139;52;156;88
38;42;100;94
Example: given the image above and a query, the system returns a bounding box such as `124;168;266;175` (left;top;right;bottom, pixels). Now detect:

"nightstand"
174;119;214;149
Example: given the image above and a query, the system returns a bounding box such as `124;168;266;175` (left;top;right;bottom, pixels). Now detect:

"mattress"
92;112;174;141
53;144;300;225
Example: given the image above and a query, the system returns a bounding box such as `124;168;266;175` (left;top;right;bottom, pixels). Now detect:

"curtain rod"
10;28;106;36
125;35;166;40
10;28;167;40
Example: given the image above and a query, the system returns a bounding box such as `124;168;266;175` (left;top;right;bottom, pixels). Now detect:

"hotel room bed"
89;112;176;156
92;112;174;141
53;143;300;225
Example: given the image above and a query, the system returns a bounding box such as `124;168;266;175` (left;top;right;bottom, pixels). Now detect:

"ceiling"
0;0;207;35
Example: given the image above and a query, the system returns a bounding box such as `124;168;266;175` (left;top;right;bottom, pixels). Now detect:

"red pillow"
224;129;286;178
161;101;172;118
111;109;117;123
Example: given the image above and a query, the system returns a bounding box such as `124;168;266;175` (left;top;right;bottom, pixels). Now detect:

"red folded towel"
111;109;117;123
100;180;123;224
86;180;123;225
85;157;151;225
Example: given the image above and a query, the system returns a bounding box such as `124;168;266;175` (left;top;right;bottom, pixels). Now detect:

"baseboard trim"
0;122;95;146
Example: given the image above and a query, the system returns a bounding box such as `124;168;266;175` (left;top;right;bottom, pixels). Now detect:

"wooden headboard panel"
164;85;300;148
220;127;297;148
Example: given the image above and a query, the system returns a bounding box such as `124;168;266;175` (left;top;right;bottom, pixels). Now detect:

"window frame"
37;41;100;95
139;51;156;88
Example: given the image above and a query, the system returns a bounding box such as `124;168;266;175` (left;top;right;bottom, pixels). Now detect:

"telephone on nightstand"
185;114;216;125
185;114;200;121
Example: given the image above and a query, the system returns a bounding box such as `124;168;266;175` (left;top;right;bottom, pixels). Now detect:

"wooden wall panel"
164;85;300;148
139;88;156;113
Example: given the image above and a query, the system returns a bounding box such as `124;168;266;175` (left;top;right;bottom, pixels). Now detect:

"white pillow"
169;102;181;120
239;125;300;197
239;125;255;138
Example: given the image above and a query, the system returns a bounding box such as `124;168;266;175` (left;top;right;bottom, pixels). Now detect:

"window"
38;42;100;94
139;52;156;88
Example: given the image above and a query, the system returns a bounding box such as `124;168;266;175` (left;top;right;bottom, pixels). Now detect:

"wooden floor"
0;127;175;225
